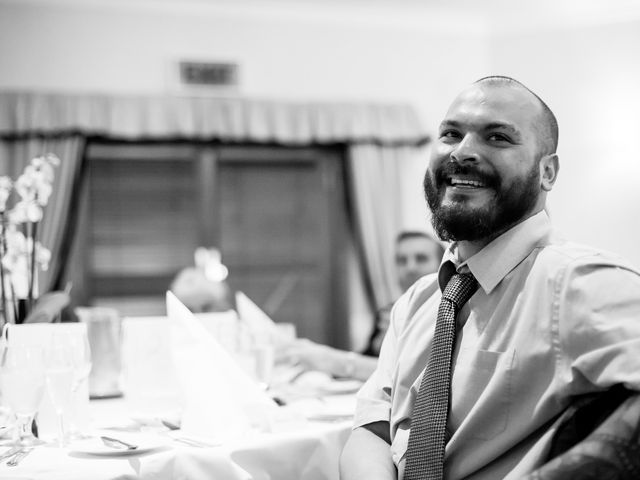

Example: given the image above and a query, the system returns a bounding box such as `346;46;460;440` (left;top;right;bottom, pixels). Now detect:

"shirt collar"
438;210;553;294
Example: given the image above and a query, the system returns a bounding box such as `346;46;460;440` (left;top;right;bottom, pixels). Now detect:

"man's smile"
445;175;489;189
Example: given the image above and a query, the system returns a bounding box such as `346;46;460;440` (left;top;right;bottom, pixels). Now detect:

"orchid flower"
0;154;59;325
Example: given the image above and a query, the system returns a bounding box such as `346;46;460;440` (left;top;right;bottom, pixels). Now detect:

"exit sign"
179;61;238;86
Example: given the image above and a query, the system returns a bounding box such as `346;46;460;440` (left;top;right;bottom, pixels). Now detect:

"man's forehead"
444;83;541;127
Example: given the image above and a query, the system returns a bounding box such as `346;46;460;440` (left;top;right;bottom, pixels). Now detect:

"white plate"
69;432;167;456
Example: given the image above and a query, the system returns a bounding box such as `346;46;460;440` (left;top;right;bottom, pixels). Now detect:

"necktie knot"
442;273;478;309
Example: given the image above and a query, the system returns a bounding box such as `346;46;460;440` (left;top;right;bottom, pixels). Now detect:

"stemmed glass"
0;343;46;446
66;330;92;439
69;330;92;393
45;340;75;447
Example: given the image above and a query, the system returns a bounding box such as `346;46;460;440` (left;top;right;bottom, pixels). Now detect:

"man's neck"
455;208;544;262
456;238;493;261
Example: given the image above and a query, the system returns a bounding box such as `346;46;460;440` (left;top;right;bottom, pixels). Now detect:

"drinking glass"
45;338;75;447
67;330;92;438
0;344;46;446
57;329;92;393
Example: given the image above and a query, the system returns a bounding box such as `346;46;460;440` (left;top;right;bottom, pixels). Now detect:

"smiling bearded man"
340;76;640;480
423;75;557;244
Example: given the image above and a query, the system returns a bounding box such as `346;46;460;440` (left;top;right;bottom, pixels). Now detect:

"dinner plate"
69;432;167;456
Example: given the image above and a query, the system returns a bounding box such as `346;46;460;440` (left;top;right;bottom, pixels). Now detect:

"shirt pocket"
450;348;516;440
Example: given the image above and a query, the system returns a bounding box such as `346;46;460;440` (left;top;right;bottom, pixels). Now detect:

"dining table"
0;392;354;480
0;308;360;479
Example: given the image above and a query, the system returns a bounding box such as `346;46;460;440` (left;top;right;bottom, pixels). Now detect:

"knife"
100;435;138;450
6;448;32;467
0;446;22;462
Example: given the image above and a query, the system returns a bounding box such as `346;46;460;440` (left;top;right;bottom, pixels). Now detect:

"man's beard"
423;162;540;242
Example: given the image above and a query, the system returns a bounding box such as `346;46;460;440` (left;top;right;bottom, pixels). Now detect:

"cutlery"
0;446;22;462
100;435;138;450
171;435;220;448
160;419;180;431
6;448;32;467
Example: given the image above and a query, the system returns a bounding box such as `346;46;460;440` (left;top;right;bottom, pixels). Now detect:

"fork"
0;446;22;462
6;448;32;467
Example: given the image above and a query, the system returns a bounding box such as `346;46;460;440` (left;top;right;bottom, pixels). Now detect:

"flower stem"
28;221;38;310
0;213;6;326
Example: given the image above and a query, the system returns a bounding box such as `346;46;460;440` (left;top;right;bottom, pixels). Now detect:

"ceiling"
5;0;640;31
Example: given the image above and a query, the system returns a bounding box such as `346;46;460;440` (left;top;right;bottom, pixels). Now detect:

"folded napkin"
166;292;278;441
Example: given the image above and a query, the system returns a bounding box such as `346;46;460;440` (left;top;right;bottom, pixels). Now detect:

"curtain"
0;135;85;294
0;91;425;145
0;91;430;314
348;144;421;310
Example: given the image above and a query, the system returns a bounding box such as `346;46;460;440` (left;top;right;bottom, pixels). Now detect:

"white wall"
0;0;491;238
0;1;488;114
2;1;638;267
488;20;640;267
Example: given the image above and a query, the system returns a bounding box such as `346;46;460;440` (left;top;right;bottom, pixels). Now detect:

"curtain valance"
0;91;429;146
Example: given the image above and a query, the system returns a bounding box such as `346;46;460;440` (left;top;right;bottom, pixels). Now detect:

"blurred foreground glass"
75;307;122;399
69;330;92;438
45;338;74;447
0;343;45;446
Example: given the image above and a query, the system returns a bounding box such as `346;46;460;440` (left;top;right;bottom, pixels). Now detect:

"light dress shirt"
353;211;640;479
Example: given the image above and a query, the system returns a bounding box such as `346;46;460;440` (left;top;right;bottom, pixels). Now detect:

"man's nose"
450;134;480;163
406;259;419;271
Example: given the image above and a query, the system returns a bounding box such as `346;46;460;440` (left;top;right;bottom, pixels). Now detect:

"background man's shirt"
353;211;640;479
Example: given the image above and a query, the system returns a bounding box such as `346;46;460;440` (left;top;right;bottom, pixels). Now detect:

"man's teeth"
450;178;486;187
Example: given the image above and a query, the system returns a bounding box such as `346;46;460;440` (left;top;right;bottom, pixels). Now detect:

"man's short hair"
474;75;559;155
396;230;445;260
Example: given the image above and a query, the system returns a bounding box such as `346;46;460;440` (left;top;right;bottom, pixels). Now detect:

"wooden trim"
85;143;196;161
217;146;327;163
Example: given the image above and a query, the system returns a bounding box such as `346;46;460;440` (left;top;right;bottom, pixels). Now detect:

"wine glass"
45;341;75;447
69;330;92;393
0;343;46;446
66;329;92;439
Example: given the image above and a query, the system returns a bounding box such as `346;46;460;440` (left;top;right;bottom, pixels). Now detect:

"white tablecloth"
1;397;352;480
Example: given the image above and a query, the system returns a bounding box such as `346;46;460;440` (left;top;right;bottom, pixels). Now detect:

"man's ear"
539;154;559;192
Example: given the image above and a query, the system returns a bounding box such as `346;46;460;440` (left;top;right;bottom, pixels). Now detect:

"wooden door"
72;142;350;346
216;147;346;344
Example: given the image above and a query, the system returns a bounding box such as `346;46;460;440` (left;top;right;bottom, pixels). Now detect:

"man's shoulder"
536;237;640;277
396;273;441;320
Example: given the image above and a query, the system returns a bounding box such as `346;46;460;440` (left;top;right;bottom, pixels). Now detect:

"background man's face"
395;236;441;291
424;84;545;242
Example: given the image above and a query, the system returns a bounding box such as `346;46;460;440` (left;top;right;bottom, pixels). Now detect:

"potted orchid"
0;154;59;327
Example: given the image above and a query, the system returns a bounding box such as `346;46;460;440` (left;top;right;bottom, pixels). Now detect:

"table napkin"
166;292;278;441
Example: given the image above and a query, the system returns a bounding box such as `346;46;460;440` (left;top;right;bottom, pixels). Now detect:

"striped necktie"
403;272;478;480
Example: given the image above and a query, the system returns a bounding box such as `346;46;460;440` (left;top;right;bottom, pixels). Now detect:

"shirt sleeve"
352;286;415;430
353;277;424;428
558;254;640;392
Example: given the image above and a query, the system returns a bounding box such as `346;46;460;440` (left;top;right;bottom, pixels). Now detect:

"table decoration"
0;154;61;326
0;343;46;446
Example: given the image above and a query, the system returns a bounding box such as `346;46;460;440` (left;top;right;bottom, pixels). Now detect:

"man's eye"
488;133;511;142
440;130;460;140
